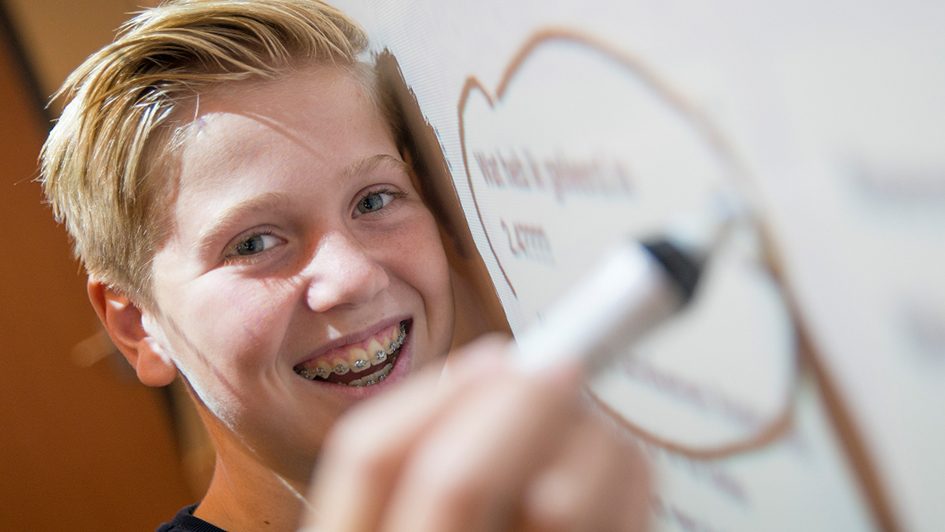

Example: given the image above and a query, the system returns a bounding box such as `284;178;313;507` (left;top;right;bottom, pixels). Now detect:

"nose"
303;231;390;313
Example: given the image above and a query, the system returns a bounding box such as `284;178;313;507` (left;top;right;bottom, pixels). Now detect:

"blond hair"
40;0;368;307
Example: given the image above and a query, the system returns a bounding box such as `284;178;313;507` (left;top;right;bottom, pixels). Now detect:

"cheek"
418;231;452;306
161;280;299;428
393;212;454;335
165;275;298;371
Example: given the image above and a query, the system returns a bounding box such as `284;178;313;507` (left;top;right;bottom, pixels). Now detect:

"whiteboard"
335;1;945;530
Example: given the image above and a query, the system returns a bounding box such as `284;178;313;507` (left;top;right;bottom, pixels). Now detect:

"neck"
194;433;311;531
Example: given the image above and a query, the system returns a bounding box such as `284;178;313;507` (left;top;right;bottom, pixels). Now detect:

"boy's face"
143;66;454;482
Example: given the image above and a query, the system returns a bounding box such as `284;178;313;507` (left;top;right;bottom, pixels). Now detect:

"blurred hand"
301;335;650;532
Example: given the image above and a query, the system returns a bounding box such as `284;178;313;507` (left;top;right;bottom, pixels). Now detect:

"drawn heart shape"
456;29;796;457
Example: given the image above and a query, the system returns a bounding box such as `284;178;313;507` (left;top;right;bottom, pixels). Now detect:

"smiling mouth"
293;320;410;387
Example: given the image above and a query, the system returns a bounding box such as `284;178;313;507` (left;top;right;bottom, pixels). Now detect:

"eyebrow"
194;191;291;256
342;153;411;181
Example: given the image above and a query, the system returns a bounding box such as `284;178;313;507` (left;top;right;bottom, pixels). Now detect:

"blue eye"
355;190;396;216
232;233;281;257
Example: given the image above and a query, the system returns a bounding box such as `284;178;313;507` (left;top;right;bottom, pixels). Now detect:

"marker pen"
513;200;739;374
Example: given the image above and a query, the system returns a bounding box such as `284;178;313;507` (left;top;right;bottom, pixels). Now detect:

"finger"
302;336;512;532
437;333;511;388
379;363;583;532
521;412;650;532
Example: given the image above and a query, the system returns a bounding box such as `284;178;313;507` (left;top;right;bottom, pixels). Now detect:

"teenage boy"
41;1;648;530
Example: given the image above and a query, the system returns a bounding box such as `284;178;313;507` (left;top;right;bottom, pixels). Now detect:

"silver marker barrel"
512;200;739;374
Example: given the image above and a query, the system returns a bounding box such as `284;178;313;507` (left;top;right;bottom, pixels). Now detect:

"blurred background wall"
0;1;196;529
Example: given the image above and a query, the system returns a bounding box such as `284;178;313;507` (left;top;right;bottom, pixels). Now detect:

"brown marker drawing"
456;28;899;530
457;28;751;298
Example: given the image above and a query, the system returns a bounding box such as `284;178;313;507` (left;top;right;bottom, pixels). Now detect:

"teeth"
386;323;407;356
366;338;385;363
295;321;409;383
298;363;332;381
332;361;350;375
349;347;370;373
369;321;406;366
346;362;394;387
298;366;320;380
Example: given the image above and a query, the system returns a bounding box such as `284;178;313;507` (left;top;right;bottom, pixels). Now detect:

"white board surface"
335;1;945;530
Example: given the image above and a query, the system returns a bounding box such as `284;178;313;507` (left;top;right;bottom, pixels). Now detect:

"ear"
87;279;177;387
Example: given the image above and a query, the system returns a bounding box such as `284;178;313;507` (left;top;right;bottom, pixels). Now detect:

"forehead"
166;64;393;192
